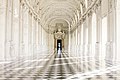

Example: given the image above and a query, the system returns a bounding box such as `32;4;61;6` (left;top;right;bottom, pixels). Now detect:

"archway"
57;39;62;53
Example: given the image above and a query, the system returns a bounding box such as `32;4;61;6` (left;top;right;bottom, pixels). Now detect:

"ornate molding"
87;10;93;17
54;29;65;39
0;2;6;15
24;0;40;20
71;0;101;32
20;0;25;6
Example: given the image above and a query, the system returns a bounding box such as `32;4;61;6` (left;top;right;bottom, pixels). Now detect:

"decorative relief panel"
0;1;6;15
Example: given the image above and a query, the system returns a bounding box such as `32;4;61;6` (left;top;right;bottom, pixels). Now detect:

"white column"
31;16;35;58
76;28;79;57
116;0;120;63
28;11;32;57
19;3;24;58
96;6;102;69
5;0;13;60
38;21;41;52
91;12;97;72
101;17;107;60
0;0;7;60
80;24;84;72
23;7;29;57
83;21;88;72
92;13;97;59
12;0;20;59
33;17;36;55
83;21;86;61
68;24;71;55
73;32;75;56
36;19;39;53
39;24;42;52
105;8;115;63
88;15;92;59
75;29;77;56
116;1;120;79
38;22;40;45
87;15;92;72
41;27;43;52
85;17;89;72
41;26;43;51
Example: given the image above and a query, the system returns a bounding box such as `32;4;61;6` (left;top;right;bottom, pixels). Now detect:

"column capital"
20;0;25;6
87;10;93;17
28;10;32;16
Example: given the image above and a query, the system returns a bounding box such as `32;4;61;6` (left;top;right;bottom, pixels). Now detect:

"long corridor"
1;0;120;80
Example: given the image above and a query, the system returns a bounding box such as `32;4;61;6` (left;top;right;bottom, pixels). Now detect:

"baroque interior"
0;0;120;80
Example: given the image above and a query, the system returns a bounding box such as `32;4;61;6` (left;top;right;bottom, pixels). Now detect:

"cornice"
71;0;101;32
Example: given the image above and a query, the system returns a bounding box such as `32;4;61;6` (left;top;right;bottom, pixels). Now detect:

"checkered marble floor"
0;51;120;80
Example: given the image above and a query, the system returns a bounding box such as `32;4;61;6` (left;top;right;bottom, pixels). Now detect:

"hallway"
1;0;120;80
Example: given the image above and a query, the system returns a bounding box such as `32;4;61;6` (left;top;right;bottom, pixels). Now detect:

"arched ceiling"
27;0;92;33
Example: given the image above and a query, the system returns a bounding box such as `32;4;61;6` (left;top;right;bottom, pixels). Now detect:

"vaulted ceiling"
27;0;93;33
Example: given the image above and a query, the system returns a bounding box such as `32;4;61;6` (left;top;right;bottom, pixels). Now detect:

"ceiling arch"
43;16;71;30
41;8;76;26
27;0;92;33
